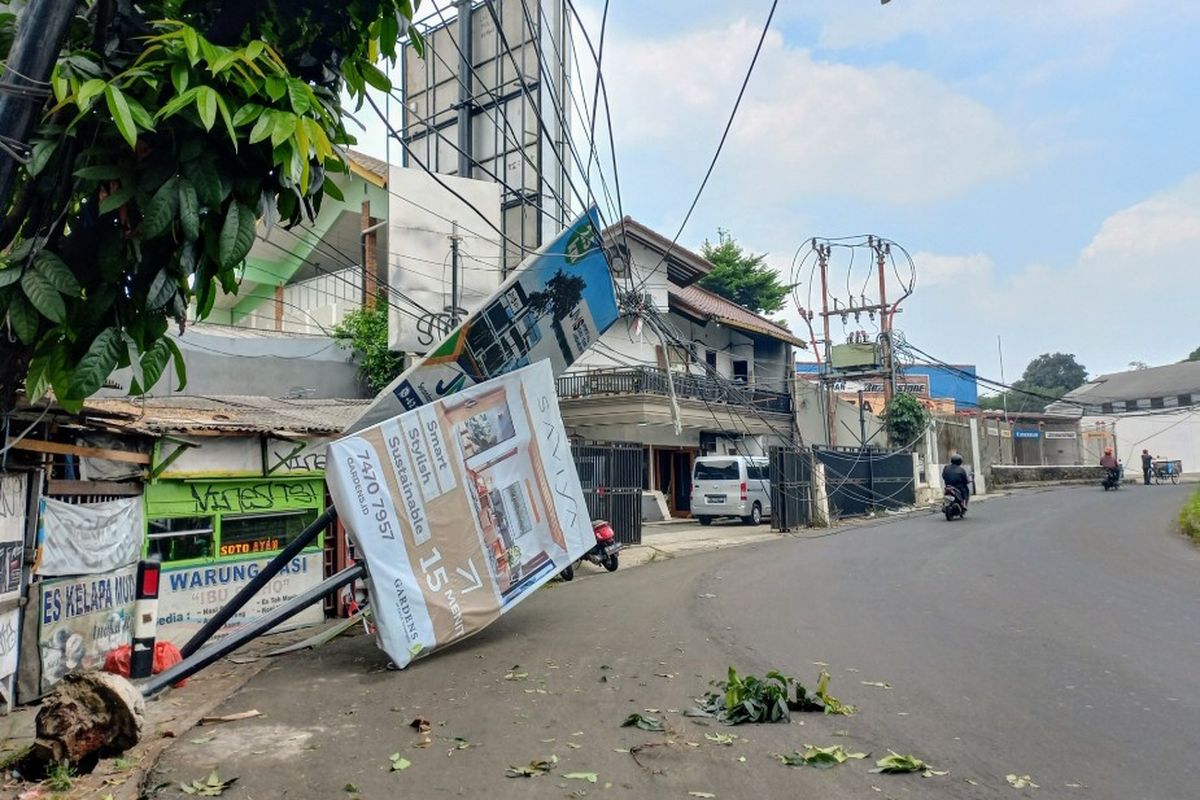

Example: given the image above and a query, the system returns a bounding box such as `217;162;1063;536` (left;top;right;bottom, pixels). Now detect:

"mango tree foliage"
0;1;422;411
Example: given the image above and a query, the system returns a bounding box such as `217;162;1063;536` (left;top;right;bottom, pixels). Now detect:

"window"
733;360;749;384
148;517;214;562
694;460;739;481
705;350;718;370
1150;396;1164;409
1180;394;1193;407
1101;403;1113;414
746;463;768;481
219;510;319;557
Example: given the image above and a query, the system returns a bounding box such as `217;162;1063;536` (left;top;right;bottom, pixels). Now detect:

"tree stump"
24;672;144;774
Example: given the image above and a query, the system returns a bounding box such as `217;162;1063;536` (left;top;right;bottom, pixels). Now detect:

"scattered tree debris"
199;710;261;725
506;755;557;778
389;753;412;772
704;733;737;746
860;681;892;689
562;772;598;783
1007;774;1039;789
622;713;665;732
22;672;144;776
179;770;237;796
409;718;431;734
696;667;822;724
871;751;947;777
776;744;869;768
688;792;717;798
815;670;857;716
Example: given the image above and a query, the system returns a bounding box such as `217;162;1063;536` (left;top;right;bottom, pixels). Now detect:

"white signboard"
0;474;26;603
327;360;594;669
156;552;325;647
37;496;143;576
388;166;503;353
0;608;19;680
38;565;137;691
1044;431;1078;440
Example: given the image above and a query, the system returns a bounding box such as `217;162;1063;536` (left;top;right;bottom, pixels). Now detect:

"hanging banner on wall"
36;496;143;576
327;360;594;669
156;552;325;647
351;207;618;433
38;565;137;691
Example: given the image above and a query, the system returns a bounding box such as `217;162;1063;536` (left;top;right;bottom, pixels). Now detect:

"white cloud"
603;20;1028;207
888;173;1200;377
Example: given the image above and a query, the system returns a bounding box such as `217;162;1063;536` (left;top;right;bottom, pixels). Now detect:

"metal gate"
571;441;643;545
769;446;812;531
814;446;916;519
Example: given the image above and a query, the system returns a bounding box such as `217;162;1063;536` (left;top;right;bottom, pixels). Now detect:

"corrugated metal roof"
79;395;371;436
605;217;711;288
1059;361;1200;405
669;283;806;347
346;149;388;187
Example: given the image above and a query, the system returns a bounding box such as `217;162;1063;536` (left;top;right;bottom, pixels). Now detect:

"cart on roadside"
1152;459;1182;484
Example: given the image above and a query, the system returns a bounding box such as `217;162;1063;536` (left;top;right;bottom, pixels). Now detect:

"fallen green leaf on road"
389;753;412;772
343;784;359;793
189;736;215;744
622;712;665;731
697;667;823;725
506;755;557;778
860;681;892;689
777;744;870;768
816;670;858;716
179;770;237;796
562;772;598;783
505;671;529;681
689;792;716;798
871;751;946;777
1007;774;1039;789
704;733;738;745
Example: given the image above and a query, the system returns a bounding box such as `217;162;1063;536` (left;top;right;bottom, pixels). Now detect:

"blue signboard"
1012;429;1041;439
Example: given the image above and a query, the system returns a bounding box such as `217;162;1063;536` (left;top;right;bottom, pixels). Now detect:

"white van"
691;456;771;526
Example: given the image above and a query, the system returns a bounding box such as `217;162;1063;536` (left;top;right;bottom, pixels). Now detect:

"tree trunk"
23;672;144;775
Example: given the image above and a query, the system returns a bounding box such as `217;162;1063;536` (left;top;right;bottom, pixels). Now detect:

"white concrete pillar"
969;417;987;495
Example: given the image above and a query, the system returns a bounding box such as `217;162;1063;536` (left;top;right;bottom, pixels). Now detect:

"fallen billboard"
349;206;618;433
326;360;593;668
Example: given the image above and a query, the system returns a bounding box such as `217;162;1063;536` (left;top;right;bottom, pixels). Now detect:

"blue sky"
359;1;1200;385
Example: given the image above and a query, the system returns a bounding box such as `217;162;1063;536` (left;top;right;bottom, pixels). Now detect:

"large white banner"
388;166;502;353
36;496;143;577
326;360;594;668
38;565;136;691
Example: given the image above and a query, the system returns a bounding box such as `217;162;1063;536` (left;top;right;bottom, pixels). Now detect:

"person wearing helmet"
1100;447;1118;471
941;453;971;509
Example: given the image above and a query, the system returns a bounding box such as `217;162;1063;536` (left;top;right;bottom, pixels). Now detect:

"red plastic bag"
103;641;188;687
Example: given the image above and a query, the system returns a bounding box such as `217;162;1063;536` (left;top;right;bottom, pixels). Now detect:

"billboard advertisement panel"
326;360;593;668
351;206;617;433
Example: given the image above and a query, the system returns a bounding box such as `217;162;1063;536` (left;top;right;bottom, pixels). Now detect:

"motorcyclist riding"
941;453;971;509
1100;447;1120;486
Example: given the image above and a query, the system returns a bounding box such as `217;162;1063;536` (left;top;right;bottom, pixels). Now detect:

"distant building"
795;362;979;413
1046;361;1200;471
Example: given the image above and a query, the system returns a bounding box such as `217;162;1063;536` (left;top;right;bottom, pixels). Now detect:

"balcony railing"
556;367;792;415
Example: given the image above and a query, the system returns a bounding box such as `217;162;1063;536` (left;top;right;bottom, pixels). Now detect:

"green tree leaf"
265;75;287;102
104;84;139;149
0;263;23;288
248;110;274;144
359;61;392;92
286;78;311;115
146;267;176;310
7;294;39;344
34;252;81;296
24;349;52;403
27;139;58;177
218;201;255;269
182;157;225;207
323;180;344;202
21;269;66;323
164;336;187;390
178;177;200;241
74;164;124;180
99;184;134;214
214;92;237;147
699;230;791;315
122;332;145;397
75;78;106;111
124;94;156;132
141;176;179;240
270;112;296;147
194;86;218;131
231;103;264;127
70;327;123;398
135;339;172;394
171;62;190;94
156;86;200;120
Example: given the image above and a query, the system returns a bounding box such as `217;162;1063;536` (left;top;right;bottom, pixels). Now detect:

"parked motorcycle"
558;520;621;581
1101;468;1121;491
942;486;967;521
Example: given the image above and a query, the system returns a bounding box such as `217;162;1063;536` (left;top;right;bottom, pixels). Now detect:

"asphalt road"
150;485;1200;800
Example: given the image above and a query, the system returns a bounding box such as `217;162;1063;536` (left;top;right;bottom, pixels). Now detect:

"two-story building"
556;218;804;518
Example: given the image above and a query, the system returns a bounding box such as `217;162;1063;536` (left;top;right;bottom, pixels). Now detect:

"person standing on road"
1141;448;1153;485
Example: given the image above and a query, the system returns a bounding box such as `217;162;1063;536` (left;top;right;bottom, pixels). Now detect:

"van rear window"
695;461;739;480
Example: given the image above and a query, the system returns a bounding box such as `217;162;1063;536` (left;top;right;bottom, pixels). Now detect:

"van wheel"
559;564;574;581
744;503;762;525
697;516;713;526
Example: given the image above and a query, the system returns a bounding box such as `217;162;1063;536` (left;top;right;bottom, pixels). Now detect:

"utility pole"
0;0;77;211
455;0;473;180
859;388;876;507
997;335;1010;425
817;240;836;446
871;236;894;408
448;221;462;327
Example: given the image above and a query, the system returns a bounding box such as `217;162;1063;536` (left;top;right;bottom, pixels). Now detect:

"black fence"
571;441;644;545
768;446;812;531
814;446;916;519
557;367;792;415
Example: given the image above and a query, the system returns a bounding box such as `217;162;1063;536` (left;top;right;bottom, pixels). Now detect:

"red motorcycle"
559;520;621;581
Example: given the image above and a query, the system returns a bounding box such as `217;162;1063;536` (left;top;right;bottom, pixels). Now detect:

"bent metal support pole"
143;563;366;698
179;506;339;658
